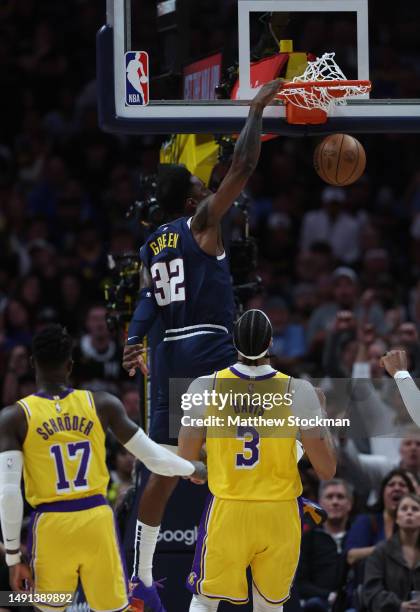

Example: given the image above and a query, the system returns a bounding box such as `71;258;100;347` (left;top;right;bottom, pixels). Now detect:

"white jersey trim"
187;217;226;260
163;331;217;342
165;323;228;334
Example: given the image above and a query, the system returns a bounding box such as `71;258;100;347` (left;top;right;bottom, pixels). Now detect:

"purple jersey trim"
35;494;107;513
186;493;214;594
27;511;41;581
33;388;74;400
229;366;277;381
112;511;129;596
253;580;291;606
297;495;304;520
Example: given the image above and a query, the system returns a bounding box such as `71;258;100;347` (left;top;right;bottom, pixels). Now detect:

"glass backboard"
97;0;420;134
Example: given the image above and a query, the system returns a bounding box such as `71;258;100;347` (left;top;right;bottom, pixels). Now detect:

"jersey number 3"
50;441;91;493
151;258;186;306
236;426;260;469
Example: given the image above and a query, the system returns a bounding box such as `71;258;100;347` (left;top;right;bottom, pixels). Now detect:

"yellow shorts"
28;497;128;612
187;495;301;606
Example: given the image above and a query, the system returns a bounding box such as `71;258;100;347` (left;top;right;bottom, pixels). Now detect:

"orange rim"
279;79;371;91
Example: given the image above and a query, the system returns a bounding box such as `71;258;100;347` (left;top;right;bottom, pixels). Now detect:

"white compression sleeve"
0;451;23;563
394;371;420;427
124;429;195;477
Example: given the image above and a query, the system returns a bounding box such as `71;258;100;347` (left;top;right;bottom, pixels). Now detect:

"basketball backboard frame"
97;0;420;135
236;0;369;100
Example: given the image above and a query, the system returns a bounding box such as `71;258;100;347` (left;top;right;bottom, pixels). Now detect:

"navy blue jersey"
140;216;235;333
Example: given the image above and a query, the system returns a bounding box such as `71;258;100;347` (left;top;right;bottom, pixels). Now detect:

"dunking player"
179;310;337;612
122;80;284;610
0;325;205;612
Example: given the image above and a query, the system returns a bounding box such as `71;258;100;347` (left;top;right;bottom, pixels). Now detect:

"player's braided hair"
233;309;272;360
157;163;192;214
32;324;73;366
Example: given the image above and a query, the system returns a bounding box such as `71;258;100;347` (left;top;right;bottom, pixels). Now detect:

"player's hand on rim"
251;79;284;109
122;343;149;376
9;561;34;593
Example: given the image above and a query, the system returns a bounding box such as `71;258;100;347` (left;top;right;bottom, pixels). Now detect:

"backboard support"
97;0;420;135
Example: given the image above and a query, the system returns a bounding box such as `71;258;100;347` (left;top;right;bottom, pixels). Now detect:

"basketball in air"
313;134;366;186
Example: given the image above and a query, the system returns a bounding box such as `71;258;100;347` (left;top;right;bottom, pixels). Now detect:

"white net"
280;52;370;112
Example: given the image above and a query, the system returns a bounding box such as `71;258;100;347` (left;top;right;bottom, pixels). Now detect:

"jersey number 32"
151;258;185;306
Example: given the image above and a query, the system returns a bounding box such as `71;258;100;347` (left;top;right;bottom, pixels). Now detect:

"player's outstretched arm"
0;406;33;591
291;381;337;480
191;79;283;230
123;264;157;377
381;349;420;427
94;392;204;478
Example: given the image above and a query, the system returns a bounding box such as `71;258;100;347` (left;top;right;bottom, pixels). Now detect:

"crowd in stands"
1;1;420;610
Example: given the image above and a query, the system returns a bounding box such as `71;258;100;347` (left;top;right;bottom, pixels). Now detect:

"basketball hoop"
277;53;371;125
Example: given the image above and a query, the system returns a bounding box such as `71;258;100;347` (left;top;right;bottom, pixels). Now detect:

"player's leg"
252;586;283;612
130;343;177;611
28;512;80;612
79;505;128;611
187;496;249;605
189;595;220;611
251;499;301;608
135;473;179;582
132;335;235;608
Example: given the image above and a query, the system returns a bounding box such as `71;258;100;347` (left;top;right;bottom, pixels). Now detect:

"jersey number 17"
50;441;91;493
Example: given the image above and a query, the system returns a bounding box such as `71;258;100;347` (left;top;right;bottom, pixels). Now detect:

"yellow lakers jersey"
17;389;109;507
206;367;302;501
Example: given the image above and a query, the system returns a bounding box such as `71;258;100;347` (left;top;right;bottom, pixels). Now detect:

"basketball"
313;134;366;186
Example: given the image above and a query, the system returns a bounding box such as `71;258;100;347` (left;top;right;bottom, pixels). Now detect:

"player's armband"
127;287;158;344
124;429;194;477
0;451;24;559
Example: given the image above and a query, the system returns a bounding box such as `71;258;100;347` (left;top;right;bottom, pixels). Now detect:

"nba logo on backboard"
125;51;149;106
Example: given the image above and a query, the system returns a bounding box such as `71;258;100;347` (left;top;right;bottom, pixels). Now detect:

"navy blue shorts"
149;330;236;444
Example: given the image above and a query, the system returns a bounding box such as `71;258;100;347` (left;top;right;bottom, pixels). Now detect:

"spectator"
265;296;306;371
1;345;31;406
323;310;359;378
297;479;354;611
1;299;32;350
345;469;415;568
16;273;43;325
27;240;59;306
300;187;361;264
307;267;387;350
339;434;420;503
57;273;86;335
121;386;141;424
108;446;135;510
74;223;107;291
292;283;317;327
72;305;123;392
363;493;420;611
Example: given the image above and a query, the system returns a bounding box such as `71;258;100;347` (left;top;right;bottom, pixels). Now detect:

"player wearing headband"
179;309;336;612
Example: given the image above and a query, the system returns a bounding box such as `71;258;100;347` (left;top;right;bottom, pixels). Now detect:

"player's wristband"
6;552;22;566
394;370;411;380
